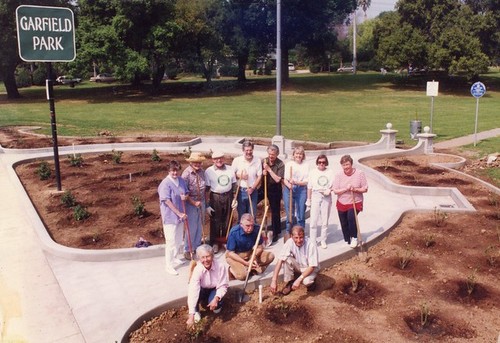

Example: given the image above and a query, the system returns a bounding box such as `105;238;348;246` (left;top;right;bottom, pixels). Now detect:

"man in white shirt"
269;225;320;295
231;140;262;220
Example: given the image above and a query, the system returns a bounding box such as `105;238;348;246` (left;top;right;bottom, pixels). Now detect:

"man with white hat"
181;152;207;259
205;151;237;253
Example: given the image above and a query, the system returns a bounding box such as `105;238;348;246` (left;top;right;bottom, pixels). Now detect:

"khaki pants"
226;250;275;281
283;256;319;286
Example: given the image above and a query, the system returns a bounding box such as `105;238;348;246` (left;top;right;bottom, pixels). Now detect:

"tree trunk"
2;68;21;99
237;54;248;82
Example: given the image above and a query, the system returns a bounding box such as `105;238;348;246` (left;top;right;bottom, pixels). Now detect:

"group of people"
157;141;368;325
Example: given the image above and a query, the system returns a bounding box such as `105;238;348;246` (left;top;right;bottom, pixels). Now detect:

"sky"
364;0;398;19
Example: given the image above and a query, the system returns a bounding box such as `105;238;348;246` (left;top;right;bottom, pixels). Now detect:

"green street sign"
16;5;76;62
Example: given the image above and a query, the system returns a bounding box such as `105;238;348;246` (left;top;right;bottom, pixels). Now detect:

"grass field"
0;71;498;144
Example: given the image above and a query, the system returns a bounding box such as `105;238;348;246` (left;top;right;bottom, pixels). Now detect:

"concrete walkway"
0;128;497;343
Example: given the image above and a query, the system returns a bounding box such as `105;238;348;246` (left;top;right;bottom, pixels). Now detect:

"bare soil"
2;127;499;342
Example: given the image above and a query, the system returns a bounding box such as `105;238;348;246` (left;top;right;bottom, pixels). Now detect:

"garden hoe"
182;200;197;281
238;205;269;303
351;191;368;263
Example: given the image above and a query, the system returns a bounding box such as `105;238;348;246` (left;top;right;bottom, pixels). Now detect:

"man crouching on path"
270;225;319;295
225;213;275;280
187;244;229;326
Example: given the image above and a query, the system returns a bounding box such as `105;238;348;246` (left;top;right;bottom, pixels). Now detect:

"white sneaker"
173;258;185;266
350;238;358;248
194;312;201;323
320;240;327;249
213;307;221;314
165;265;178;275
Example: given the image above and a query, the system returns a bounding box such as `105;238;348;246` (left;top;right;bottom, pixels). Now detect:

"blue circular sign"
470;82;486;98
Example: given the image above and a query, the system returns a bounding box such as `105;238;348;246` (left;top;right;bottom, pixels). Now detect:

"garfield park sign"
16;5;75;62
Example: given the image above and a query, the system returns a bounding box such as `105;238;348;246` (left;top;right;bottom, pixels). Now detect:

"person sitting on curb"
225;213;275;280
186;244;229;326
269;225;320;295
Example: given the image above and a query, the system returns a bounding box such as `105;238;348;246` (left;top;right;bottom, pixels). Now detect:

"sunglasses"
317;161;327;165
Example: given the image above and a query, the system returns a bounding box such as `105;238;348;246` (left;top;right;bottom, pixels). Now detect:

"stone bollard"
380;123;398;149
417;126;437;154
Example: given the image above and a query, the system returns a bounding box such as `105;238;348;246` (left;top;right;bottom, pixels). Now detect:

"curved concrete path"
0;128;497;343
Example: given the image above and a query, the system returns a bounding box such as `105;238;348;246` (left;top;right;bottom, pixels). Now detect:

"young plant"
420;302;430;327
484;245;498;266
398;246;414;270
131;196;145;217
151;149;161;162
73;205;90;221
35;161;51;180
182;146;192;159
350;272;360;292
111;149;123;164
424;233;435;247
68;153;84;167
187;320;205;340
466;269;477;296
433;207;448;227
61;190;76;208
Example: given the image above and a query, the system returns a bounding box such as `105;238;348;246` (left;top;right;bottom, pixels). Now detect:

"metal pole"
47;62;62;191
276;0;282;136
474;97;479;147
352;11;357;74
430;96;434;133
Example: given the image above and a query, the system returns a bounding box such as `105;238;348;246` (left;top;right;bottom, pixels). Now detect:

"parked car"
56;75;82;86
337;65;354;73
90;73;116;83
288;63;295;71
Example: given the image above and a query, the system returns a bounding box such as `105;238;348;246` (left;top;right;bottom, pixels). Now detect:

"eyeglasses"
317;161;327;165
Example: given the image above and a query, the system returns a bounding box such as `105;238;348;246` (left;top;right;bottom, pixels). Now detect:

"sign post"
426;81;439;133
470;81;486;147
16;5;76;191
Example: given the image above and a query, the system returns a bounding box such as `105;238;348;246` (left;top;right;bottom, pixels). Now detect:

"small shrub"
92;232;100;243
420;302;430;327
111;149;123;164
187;320;205;340
350;272;359;292
182;146;192;159
487;193;499;207
73;205;90;221
15;68;32;88
131;196;145;217
484;245;498;266
35;161;51;180
151;149;161;162
61;190;76;208
433;207;448;227
466;269;477;296
424;234;435;247
398;246;414;270
68;153;84;167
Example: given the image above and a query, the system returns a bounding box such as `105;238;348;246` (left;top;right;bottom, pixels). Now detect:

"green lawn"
1;71;498;145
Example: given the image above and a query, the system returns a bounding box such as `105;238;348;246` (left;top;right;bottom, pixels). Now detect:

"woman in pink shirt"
332;155;368;248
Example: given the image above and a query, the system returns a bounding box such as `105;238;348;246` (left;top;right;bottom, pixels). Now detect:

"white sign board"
426;81;439;97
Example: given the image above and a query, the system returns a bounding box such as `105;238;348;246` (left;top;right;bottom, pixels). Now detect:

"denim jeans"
237;187;258;220
184;201;204;253
196;287;222;312
283;185;307;232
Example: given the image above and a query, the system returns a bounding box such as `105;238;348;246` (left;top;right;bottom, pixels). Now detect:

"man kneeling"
226;213;275;280
187;244;228;326
270;225;319;295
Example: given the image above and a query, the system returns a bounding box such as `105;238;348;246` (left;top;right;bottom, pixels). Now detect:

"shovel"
351;191;368;263
238;205;269;302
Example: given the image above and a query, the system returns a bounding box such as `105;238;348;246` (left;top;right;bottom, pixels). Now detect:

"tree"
0;0;70;99
373;0;490;78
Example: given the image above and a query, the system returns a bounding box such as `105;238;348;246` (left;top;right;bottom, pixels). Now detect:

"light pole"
276;0;282;136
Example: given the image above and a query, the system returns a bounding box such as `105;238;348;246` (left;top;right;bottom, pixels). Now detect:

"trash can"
410;120;422;140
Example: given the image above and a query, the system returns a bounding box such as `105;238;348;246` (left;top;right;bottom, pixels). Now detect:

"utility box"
410;120;422;140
